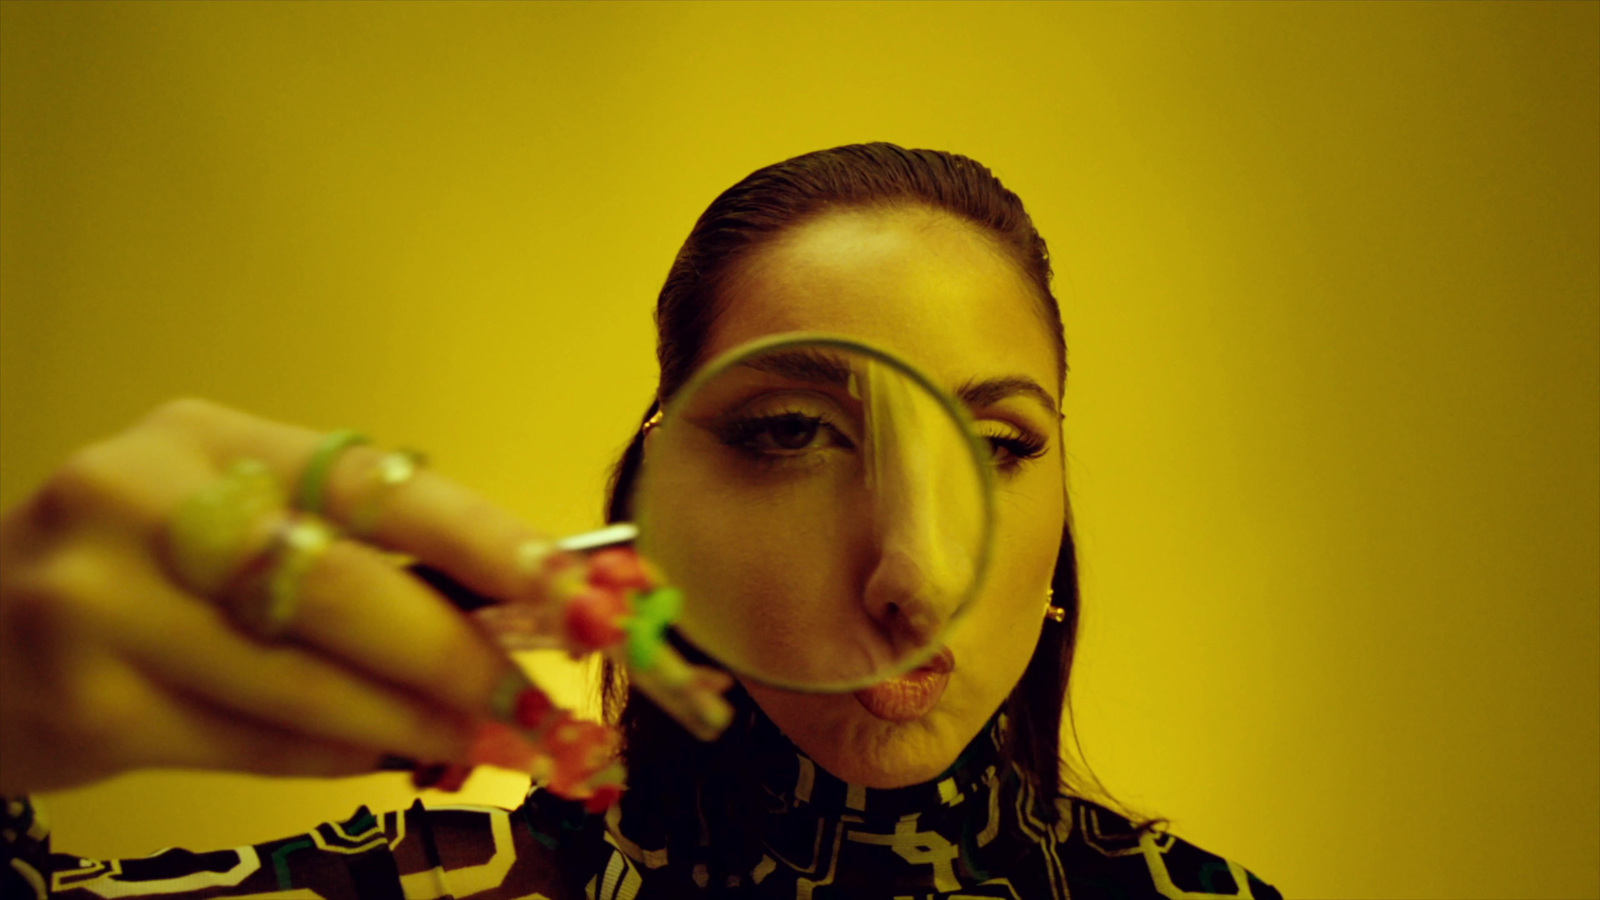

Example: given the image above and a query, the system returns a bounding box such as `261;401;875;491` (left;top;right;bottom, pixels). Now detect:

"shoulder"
1053;797;1284;900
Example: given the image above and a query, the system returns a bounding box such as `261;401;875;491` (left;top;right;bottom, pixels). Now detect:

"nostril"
894;602;939;649
863;549;953;660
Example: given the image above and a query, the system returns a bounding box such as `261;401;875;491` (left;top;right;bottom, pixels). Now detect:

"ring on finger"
164;459;288;598
295;429;370;515
346;449;428;541
219;511;338;640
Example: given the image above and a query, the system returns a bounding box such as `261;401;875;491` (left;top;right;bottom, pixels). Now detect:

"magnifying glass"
633;333;996;693
410;334;996;728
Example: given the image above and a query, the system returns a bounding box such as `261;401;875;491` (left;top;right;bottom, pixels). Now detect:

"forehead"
706;207;1059;397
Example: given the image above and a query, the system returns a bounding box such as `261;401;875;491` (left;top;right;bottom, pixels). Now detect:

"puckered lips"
853;647;955;722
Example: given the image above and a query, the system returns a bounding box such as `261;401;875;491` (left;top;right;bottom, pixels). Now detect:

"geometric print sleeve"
2;791;610;900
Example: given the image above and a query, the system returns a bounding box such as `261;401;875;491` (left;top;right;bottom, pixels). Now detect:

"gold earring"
1045;587;1066;623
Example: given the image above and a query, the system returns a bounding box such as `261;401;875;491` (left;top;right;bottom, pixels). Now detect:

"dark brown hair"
601;143;1167;875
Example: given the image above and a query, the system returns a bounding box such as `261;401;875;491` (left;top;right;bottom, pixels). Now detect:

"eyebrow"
958;376;1061;420
738;348;855;387
740;349;1061;420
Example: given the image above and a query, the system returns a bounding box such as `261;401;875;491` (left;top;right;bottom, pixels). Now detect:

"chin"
742;682;971;789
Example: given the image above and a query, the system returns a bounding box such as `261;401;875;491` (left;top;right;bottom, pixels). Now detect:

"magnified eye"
716;411;857;460
764;414;825;450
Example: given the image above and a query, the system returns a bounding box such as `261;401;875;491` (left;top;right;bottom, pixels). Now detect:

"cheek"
946;472;1065;697
993;483;1066;611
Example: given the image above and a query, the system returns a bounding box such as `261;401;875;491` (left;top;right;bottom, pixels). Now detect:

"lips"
853;647;954;722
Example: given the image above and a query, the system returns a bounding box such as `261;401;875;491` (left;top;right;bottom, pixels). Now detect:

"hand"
0;398;579;796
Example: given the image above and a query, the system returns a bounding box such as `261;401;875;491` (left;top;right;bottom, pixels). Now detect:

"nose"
858;361;972;660
862;546;950;655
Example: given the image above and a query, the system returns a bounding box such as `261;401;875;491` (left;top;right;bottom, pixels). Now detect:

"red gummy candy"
514;687;554;729
586;548;654;592
471;721;541;772
539;708;577;743
565;587;627;649
546;720;618;793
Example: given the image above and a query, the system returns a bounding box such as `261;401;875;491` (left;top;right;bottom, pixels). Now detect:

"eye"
764;413;825;450
978;423;1047;473
716;411;856;459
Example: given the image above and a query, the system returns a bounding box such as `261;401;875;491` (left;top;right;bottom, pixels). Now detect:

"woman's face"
666;206;1065;788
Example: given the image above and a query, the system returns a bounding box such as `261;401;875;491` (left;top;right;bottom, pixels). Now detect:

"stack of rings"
162;430;427;640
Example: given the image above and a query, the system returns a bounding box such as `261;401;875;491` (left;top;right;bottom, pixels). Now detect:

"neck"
738;707;1008;818
608;695;1051;892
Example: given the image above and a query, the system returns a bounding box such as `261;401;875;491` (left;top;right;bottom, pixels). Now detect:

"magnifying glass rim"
637;331;999;693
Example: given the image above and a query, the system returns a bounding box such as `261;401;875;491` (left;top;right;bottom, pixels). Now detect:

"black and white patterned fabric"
3;715;1281;898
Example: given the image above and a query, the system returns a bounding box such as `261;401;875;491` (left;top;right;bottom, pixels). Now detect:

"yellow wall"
2;3;1595;897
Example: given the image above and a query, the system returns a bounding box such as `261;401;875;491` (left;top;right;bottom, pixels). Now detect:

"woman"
0;144;1282;898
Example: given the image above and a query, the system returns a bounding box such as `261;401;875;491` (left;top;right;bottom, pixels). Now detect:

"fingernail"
548;564;590;603
436;763;473;792
412;762;473;793
514;686;557;731
411;762;448;789
565;586;628;651
469;721;546;773
517;538;580;578
377;754;418;771
489;667;534;724
488;667;565;735
586;547;655;592
584;783;624;814
516;538;555;573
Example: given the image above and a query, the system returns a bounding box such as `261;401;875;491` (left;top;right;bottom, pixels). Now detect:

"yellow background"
3;3;1596;897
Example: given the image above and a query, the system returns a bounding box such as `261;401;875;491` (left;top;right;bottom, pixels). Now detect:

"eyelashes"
978;425;1048;474
715;409;1047;476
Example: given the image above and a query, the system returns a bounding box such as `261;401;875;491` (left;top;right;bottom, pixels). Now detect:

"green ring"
295;430;370;513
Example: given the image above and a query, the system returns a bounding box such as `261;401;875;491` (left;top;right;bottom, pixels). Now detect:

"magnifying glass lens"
635;336;992;693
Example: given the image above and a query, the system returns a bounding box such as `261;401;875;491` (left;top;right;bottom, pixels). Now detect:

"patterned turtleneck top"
3;714;1282;899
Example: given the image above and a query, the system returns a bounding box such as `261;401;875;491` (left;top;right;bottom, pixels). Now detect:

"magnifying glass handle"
625;639;734;742
404;525;734;742
404;523;638;613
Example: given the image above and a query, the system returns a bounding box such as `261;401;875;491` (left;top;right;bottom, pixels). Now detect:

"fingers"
2;398;601;794
0;653;383;793
127;400;565;713
273;537;516;718
156;404;604;745
115;559;479;765
324;458;570;607
138;398;574;612
118;677;388;781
